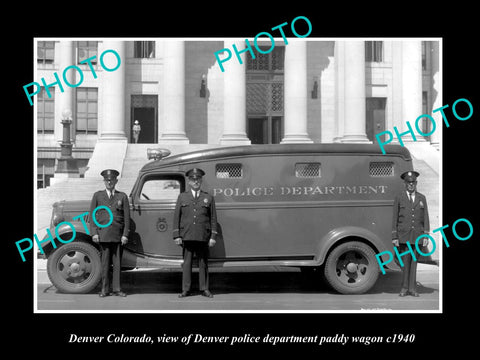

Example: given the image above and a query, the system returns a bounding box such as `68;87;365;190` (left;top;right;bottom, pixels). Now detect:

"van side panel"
182;153;412;263
208;202;393;261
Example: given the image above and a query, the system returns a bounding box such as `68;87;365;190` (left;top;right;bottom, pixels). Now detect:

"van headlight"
51;201;65;227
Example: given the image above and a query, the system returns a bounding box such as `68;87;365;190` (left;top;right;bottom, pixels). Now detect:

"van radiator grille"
369;162;394;177
216;163;243;179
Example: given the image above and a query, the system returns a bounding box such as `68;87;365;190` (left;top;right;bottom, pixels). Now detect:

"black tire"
324;241;379;294
47;241;102;294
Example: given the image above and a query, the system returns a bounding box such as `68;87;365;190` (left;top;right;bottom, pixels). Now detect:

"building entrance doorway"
366;97;386;143
131;95;158;143
248;116;282;144
246;46;284;144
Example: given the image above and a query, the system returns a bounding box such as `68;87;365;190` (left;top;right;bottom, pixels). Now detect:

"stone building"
36;38;440;187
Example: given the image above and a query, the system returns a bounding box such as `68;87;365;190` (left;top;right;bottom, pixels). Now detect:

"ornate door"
246;46;285;144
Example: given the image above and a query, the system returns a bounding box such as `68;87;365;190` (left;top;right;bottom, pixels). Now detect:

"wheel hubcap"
346;262;358;273
336;250;369;284
57;250;93;284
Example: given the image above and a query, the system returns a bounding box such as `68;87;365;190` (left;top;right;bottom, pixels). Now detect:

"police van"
44;143;412;295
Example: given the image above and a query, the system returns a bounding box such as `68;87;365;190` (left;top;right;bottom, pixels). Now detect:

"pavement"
35;259;440;312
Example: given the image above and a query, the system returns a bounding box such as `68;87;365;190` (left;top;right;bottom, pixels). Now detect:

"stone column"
341;41;370;143
84;41;127;178
333;41;345;142
160;40;189;144
281;40;312;144
55;41;75;143
401;40;423;142
101;40;127;140
430;41;441;149
220;40;250;145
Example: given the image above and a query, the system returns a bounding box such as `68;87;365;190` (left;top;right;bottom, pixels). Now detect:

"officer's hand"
422;237;429;247
392;239;399;247
92;235;99;243
174;237;183;246
121;236;128;245
208;239;216;247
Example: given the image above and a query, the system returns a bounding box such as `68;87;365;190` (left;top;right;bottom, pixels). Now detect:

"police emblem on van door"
157;217;168;232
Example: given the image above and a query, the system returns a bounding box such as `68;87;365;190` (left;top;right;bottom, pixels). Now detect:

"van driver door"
127;174;185;258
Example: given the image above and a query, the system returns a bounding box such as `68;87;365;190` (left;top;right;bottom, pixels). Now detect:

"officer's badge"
116;199;123;210
204;198;209;204
419;201;424;208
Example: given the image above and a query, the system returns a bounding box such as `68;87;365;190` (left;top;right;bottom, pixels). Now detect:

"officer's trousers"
398;244;418;292
100;242;122;293
182;241;209;292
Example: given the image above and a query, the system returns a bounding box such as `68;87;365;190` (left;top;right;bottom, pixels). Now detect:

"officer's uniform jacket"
173;190;218;242
392;191;430;244
89;190;130;243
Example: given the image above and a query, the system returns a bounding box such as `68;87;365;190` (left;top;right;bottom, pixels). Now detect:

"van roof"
140;143;411;173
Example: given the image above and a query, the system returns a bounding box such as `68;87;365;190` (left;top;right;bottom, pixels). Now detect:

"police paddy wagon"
42;143;413;295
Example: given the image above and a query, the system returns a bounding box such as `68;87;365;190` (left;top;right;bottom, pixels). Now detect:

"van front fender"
41;222;94;257
315;226;393;267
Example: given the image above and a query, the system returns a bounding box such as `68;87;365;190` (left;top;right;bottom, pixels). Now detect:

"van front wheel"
324;241;379;294
47;241;102;294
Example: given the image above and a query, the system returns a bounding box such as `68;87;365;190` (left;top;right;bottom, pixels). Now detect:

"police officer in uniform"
89;169;130;297
392;170;430;297
173;168;218;298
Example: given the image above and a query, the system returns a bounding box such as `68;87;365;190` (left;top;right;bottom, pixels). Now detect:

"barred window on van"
295;163;321;178
369;162;394;177
216;163;243;179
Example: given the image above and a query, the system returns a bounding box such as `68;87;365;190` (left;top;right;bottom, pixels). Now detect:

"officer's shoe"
409;291;420;297
399;289;408;297
113;291;127;297
201;290;213;298
178;291;191;298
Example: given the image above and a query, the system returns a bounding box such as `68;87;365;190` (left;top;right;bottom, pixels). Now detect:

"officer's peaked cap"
400;170;419;181
101;169;120;178
186;168;205;178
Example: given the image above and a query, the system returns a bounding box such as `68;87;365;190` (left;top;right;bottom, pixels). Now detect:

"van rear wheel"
324;241;379;294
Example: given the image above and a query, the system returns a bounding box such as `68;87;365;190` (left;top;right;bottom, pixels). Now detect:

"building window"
38;159;55;189
76;88;98;134
295;163;321;178
422;41;427;70
37;88;55;134
421;91;430;139
37;41;55;64
247;46;284;71
134;41;155;58
77;41;98;64
365;41;383;62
